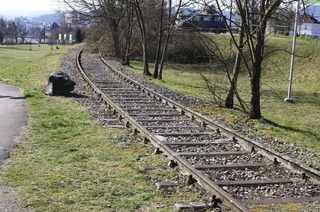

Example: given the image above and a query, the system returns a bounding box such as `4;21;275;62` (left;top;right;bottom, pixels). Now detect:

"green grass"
127;35;320;154
0;45;207;211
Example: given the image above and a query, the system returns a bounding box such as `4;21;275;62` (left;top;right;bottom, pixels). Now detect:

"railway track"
75;49;320;211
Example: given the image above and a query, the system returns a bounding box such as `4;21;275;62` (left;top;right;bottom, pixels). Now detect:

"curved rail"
76;48;320;211
76;49;247;211
98;52;320;183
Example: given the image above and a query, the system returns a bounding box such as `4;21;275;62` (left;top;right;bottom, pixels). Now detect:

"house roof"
51;21;60;30
300;14;320;24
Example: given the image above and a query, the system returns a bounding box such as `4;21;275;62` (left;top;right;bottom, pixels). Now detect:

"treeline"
0;14;85;45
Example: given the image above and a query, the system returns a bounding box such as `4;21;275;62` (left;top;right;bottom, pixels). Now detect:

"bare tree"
224;20;245;109
121;1;135;65
199;0;287;119
6;21;18;43
244;0;283;119
62;0;122;54
157;0;184;79
62;0;139;65
133;0;152;75
153;0;166;78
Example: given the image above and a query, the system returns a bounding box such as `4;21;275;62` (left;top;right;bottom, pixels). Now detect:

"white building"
299;14;320;38
298;2;320;37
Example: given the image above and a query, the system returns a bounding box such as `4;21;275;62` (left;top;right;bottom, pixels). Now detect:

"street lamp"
284;0;300;103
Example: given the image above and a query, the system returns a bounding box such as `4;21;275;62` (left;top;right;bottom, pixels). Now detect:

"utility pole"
285;0;300;103
230;0;233;29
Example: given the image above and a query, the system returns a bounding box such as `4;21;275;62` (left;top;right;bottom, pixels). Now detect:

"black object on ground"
45;71;76;96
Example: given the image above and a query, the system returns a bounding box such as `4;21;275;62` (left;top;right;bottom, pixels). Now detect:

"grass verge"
0;45;207;211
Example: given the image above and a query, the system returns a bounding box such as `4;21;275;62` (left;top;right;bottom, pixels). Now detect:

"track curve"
75;49;320;211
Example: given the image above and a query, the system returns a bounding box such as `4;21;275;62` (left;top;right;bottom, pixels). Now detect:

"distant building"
51;21;60;31
266;3;320;38
46;21;60;43
299;14;320;38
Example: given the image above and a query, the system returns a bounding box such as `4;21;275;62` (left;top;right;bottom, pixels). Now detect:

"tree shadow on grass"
0;45;33;51
291;91;320;107
261;118;319;140
43;92;88;99
264;89;320;107
70;92;89;99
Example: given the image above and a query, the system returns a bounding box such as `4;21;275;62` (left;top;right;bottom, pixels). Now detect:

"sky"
0;0;63;17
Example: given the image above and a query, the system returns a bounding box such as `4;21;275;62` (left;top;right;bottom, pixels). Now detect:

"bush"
167;31;215;63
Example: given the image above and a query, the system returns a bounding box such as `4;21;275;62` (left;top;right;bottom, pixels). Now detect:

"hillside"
33;13;62;25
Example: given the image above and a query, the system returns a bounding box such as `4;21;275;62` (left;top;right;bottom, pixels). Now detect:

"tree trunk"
158;31;170;79
224;21;245;108
159;0;181;79
142;41;151;75
134;0;151;76
153;0;165;78
250;60;262;119
122;8;134;66
224;58;240;108
110;20;121;58
249;25;264;119
123;37;131;66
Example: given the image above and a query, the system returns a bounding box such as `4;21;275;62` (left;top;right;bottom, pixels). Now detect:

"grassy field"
0;45;207;211
128;35;320;155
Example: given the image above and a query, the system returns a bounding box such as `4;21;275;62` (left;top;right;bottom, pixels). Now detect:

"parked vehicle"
177;14;227;34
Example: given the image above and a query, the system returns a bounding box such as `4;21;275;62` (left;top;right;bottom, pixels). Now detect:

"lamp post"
285;0;300;103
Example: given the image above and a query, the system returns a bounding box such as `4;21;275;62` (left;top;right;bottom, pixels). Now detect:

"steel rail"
77;49;320;210
98;52;320;183
76;49;249;211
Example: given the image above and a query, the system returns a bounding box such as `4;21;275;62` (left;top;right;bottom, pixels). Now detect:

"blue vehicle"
179;14;227;33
